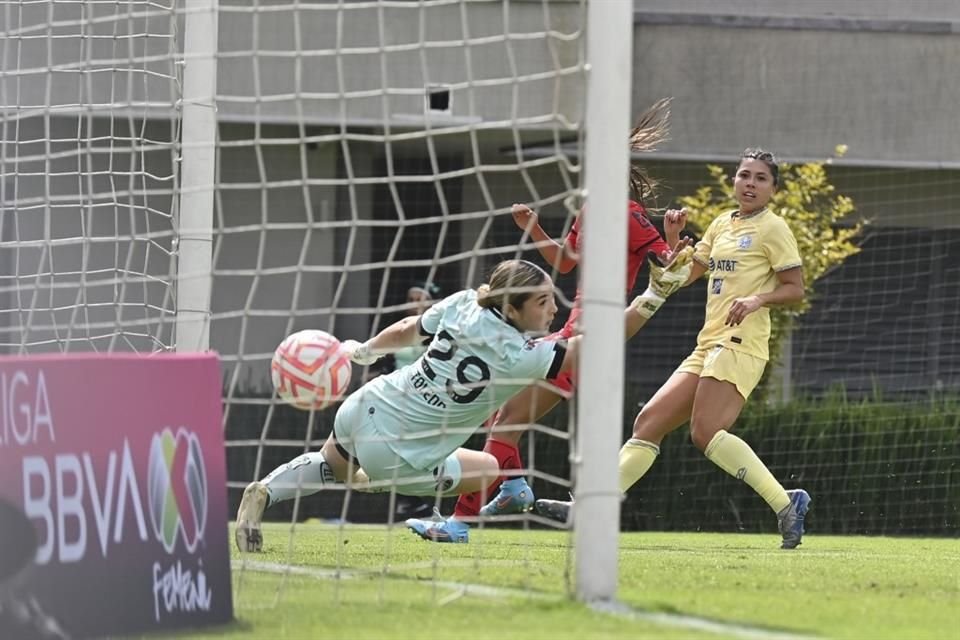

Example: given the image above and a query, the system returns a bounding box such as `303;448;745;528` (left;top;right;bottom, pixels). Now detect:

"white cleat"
236;481;269;552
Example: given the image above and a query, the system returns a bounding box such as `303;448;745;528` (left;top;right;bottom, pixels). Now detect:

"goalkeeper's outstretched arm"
341;315;422;365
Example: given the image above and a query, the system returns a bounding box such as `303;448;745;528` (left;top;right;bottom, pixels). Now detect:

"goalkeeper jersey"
362;289;565;470
692;208;801;360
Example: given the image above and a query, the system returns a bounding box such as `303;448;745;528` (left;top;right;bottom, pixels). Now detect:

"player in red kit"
446;202;686;517
407;99;690;542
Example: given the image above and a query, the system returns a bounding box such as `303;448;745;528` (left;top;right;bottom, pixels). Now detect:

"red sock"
453;438;522;517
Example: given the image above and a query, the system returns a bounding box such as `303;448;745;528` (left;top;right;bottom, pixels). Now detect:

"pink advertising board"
0;353;232;638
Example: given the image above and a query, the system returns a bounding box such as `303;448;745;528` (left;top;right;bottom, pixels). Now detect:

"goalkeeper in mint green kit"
236;250;692;551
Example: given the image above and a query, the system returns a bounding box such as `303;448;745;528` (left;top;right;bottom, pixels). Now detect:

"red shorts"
543;324;576;394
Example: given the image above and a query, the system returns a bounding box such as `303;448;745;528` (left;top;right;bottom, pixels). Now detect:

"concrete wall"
634;0;960;21
632;17;960;168
6;0;957;168
642;161;960;229
215;0;585;128
1;1;586;130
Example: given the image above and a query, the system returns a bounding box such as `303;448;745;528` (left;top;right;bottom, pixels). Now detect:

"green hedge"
529;389;960;536
226;390;960;536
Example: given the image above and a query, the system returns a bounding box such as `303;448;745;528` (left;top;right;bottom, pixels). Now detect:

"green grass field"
169;523;958;640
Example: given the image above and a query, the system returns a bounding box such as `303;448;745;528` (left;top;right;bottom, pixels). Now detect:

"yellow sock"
618;439;660;494
704;431;790;514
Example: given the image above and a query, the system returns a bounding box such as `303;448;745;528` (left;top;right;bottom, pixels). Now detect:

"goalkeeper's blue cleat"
778;489;811;549
479;478;535;517
406;511;470;543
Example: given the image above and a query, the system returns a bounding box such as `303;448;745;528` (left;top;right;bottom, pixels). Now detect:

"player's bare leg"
631;371;699;445
692;376;810;548
468;382;565;517
407;450;499;543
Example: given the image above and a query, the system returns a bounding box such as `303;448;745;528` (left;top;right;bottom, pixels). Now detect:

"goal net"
1;0;180;353
211;0;609;604
2;0;622;612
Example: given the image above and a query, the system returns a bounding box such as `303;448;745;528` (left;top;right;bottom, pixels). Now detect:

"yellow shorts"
676;346;767;399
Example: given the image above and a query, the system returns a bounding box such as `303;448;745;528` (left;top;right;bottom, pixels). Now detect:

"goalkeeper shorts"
676;345;767;400
333;390;463;497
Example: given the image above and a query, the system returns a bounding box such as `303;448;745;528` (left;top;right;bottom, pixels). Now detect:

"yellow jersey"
692;208;802;360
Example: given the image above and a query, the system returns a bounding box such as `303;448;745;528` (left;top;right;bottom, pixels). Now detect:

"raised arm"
512;204;578;274
662;207;688;250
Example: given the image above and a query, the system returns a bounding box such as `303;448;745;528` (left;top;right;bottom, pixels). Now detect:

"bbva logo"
147;428;208;554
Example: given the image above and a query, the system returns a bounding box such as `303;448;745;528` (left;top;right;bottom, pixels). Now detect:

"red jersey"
561;200;669;336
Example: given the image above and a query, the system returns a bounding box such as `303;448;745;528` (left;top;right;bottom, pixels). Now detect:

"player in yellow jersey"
537;148;812;549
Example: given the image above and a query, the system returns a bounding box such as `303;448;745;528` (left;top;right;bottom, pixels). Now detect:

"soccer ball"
271;330;352;410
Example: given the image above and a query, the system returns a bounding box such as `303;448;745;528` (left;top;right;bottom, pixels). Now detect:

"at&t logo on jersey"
709;258;738;272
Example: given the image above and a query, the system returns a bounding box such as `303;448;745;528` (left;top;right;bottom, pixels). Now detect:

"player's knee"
631;407;660;440
480;452;499;477
688;420;716;452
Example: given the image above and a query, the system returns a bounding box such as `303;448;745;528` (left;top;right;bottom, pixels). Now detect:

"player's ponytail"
628;97;671;205
476;260;550;312
476;283;493;305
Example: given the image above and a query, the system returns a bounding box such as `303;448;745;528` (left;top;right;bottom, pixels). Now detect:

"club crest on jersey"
737;235;753;250
523;338;537;350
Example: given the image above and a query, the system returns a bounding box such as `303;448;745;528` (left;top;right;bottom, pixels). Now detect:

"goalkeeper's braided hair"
740;147;781;187
628;97;671;206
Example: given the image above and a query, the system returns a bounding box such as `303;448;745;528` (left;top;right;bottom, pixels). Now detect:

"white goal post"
575;0;633;603
175;0;219;353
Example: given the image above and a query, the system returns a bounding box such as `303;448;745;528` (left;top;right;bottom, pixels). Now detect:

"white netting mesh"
1;0;180;353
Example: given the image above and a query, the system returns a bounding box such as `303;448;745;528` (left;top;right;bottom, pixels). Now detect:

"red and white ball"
271;330;352;411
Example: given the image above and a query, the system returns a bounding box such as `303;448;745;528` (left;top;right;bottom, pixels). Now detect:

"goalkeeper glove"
340;339;380;365
630;246;694;319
